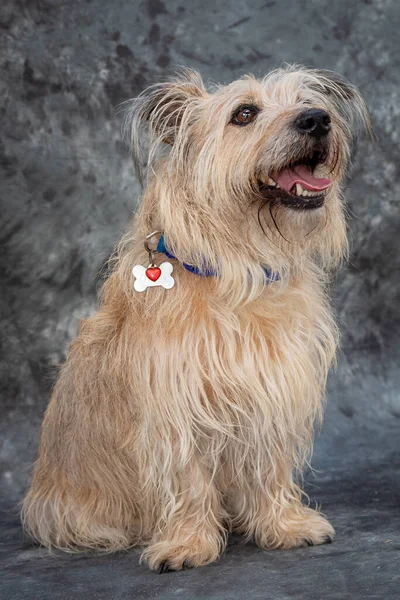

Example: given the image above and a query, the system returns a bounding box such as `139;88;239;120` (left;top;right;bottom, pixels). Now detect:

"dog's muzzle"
258;112;333;210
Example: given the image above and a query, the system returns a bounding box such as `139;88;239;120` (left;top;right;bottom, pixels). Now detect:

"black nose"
294;109;331;138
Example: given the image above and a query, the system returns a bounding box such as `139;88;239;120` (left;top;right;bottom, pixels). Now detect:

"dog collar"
156;234;279;282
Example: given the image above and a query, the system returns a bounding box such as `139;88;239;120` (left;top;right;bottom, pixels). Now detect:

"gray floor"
2;420;400;599
1;0;399;598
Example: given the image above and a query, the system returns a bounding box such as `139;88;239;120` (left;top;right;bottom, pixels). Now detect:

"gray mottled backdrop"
1;1;399;599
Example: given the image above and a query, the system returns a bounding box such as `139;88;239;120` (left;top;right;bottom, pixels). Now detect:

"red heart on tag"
146;267;161;282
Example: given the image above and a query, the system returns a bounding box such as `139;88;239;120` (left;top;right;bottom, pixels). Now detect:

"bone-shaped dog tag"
132;262;175;292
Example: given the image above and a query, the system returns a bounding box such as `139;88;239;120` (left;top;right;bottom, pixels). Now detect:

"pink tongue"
276;165;332;192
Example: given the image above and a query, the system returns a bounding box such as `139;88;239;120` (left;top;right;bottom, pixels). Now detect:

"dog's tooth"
276;183;281;189
296;183;303;196
268;178;276;186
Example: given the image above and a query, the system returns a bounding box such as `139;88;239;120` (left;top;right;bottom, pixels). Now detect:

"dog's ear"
124;69;207;181
313;69;374;140
141;69;206;144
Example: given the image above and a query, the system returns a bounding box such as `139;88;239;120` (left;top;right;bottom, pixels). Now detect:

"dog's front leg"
229;458;334;549
143;458;227;573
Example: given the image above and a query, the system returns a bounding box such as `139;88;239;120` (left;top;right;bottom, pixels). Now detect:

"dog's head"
126;67;371;289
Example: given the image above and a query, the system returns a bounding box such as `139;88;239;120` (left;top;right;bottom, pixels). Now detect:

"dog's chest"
196;283;336;427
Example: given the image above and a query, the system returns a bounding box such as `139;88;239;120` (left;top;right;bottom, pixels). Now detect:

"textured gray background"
0;0;399;598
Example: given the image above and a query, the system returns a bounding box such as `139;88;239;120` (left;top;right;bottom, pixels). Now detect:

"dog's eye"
231;105;260;126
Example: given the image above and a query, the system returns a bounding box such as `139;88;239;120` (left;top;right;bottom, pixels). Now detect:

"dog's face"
217;71;356;211
128;67;370;276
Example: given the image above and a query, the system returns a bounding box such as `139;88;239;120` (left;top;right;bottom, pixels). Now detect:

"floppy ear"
313;69;374;140
124;69;207;181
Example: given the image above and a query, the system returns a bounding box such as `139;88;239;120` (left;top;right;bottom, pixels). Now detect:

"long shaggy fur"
22;65;370;571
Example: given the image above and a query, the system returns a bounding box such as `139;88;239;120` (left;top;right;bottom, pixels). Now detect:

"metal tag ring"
144;230;162;265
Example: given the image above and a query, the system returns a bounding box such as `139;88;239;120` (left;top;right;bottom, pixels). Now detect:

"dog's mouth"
258;152;333;210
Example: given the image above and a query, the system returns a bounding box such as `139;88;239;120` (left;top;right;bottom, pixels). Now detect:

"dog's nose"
294;109;331;138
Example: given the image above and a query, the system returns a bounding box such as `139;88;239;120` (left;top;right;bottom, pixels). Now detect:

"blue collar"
156;235;279;282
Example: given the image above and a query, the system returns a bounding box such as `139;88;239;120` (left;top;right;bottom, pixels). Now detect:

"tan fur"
22;66;370;571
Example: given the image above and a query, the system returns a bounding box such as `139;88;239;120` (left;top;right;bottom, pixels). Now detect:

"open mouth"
258;152;333;210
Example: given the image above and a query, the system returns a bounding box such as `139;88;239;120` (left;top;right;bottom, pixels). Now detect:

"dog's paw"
256;507;335;550
143;539;221;573
276;508;335;549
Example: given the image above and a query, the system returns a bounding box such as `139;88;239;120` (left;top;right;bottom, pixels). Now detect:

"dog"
22;65;370;572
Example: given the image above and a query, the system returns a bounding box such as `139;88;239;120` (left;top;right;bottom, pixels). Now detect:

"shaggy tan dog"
22;66;370;572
